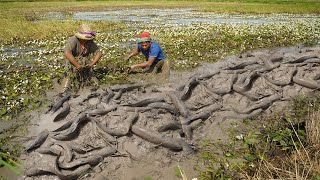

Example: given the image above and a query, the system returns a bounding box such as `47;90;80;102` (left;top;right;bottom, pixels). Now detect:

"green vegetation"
0;154;21;176
0;121;26;178
0;0;319;21
199;2;320;14
144;176;153;180
175;166;183;178
2;16;319;120
196;94;320;179
0;145;22;179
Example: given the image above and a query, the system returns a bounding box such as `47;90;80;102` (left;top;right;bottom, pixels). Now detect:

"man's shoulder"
151;41;160;45
66;36;78;44
150;41;163;51
151;41;161;47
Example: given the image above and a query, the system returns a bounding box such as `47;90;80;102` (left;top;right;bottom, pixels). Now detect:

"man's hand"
130;64;137;71
77;66;86;72
127;64;137;74
76;65;82;71
125;56;130;61
85;63;94;69
65;51;82;70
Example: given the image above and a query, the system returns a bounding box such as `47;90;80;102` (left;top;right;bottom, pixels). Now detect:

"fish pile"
23;45;320;179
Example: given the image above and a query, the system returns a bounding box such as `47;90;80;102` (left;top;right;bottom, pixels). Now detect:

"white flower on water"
236;134;244;140
249;162;255;168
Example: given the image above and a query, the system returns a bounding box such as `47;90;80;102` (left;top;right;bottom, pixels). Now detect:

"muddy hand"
85;64;93;69
78;66;90;80
77;66;85;72
126;66;132;74
130;64;137;71
124;55;130;61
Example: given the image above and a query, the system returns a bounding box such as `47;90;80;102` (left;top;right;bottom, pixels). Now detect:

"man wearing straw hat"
125;32;170;78
63;23;102;92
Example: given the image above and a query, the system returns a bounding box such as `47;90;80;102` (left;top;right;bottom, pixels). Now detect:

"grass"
0;155;21;176
196;94;320;179
0;0;319;43
0;19;127;44
0;0;319;20
198;2;320;14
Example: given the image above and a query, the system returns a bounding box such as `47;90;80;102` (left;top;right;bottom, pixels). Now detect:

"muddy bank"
17;44;320;180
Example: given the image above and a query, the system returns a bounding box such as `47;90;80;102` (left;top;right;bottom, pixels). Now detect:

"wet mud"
20;44;320;179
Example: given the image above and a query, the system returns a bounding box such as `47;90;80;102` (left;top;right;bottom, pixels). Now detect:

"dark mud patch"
7;44;320;180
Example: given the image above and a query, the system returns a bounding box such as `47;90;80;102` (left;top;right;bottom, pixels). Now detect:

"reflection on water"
73;8;272;25
71;8;319;25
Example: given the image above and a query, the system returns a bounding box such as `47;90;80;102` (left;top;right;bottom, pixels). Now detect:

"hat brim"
138;37;151;43
75;33;95;40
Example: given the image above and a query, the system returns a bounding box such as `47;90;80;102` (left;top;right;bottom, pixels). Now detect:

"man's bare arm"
126;49;139;60
131;57;156;69
64;51;81;70
87;51;102;68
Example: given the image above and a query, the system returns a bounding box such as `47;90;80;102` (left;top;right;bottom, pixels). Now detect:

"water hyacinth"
1;10;320;120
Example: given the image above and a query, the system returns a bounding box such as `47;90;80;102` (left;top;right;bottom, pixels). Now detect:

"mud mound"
21;45;320;180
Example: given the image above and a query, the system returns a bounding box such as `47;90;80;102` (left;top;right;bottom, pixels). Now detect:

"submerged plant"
0;153;21;176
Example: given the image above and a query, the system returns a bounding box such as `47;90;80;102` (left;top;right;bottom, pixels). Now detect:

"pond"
72;8;319;25
42;8;320;26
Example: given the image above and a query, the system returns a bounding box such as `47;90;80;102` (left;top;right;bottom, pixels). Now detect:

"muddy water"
30;8;319;28
72;8;319;25
0;167;20;180
16;44;320;180
73;10;271;24
0;121;15;133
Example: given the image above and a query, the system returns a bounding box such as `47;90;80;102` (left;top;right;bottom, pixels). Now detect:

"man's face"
79;39;88;44
141;41;151;51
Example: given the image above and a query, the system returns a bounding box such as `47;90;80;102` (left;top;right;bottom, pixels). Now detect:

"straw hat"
75;24;96;40
138;32;152;43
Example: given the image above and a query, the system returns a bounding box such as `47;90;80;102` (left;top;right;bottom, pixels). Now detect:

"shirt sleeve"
64;37;76;52
137;44;142;52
